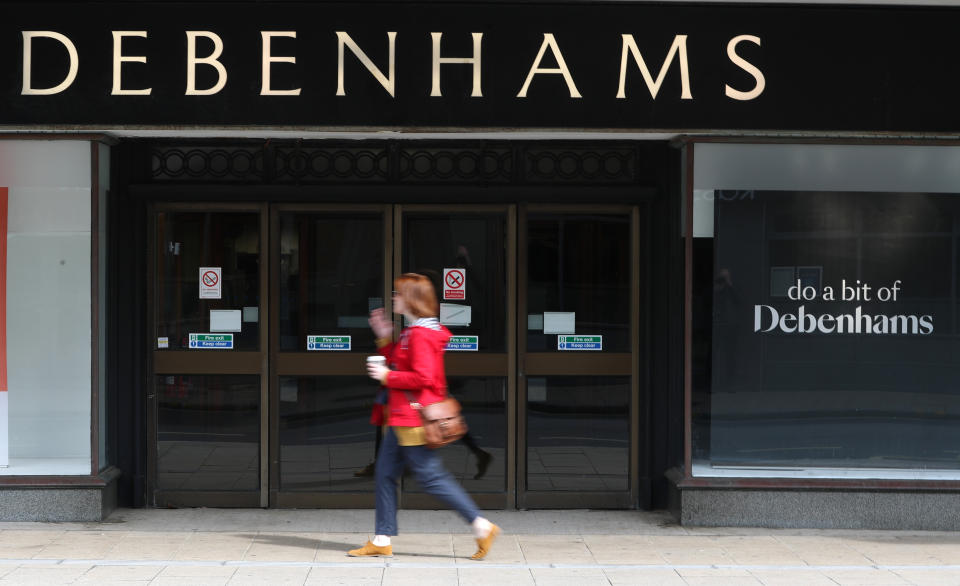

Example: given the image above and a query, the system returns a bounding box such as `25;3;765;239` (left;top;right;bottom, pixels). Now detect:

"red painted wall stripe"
0;188;7;392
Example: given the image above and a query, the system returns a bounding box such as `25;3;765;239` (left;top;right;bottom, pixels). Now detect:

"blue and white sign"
557;335;602;351
189;333;234;349
446;335;479;351
307;335;351;351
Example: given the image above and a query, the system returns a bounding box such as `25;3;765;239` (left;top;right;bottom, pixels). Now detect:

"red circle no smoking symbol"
202;271;219;288
445;270;464;289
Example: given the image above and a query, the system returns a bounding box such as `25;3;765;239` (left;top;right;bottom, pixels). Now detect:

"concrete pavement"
0;508;958;584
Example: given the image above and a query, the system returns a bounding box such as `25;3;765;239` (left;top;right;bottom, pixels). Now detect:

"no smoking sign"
199;267;222;299
443;268;466;300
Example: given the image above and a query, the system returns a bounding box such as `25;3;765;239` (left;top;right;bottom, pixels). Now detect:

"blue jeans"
375;427;480;536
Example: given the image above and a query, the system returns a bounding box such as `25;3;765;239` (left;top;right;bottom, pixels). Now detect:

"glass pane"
279;376;379;492
278;212;383;352
694;190;960;474
156;375;259;491
403;377;506;494
526;214;630;352
155;212;261;351
526;376;629;491
403;213;507;352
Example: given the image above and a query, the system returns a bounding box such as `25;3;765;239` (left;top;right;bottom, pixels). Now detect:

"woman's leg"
374;424;384;457
459;432;492;480
374;428;406;536
459;430;481;454
401;444;481;524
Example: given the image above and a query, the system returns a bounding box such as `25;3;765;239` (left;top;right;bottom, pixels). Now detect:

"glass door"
398;205;515;510
148;202;636;510
270;205;390;508
518;205;640;508
149;203;268;508
270;204;513;509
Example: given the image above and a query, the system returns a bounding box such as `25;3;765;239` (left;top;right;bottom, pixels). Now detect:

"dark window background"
693;191;960;470
526;215;631;352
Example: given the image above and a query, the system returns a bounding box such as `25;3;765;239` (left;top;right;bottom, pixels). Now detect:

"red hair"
394;273;439;318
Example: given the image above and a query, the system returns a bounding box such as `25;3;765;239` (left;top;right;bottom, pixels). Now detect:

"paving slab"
0;508;957;584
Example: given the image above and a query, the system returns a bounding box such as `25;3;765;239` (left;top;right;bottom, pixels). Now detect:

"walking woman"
348;273;500;560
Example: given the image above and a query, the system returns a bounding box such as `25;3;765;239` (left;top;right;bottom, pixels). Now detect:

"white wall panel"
694;144;960;193
8;187;91;234
0;142;90;189
6;234;90;459
693;144;960;237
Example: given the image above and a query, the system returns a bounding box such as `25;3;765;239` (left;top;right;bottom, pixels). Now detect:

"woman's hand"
368;308;393;339
366;362;390;384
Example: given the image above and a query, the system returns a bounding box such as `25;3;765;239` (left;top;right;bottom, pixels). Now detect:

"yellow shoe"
470;524;500;560
347;540;393;557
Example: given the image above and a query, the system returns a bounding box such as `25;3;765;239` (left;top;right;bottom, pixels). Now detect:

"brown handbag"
406;393;468;449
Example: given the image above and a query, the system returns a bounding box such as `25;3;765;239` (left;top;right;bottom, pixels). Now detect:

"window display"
695;190;960;475
691;143;960;479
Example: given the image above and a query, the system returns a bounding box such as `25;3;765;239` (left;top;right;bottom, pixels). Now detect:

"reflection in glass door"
518;206;640;508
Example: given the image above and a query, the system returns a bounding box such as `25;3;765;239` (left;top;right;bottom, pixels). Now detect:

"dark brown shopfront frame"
146;200;646;510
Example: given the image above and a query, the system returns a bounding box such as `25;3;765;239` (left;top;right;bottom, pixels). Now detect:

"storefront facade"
1;0;959;527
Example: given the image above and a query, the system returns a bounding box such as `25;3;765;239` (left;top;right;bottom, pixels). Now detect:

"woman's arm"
369;307;396;358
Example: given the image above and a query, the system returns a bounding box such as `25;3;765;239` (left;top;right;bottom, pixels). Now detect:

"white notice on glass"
199;267;222;299
210;310;242;332
543;312;575;334
527;314;544;331
440;303;472;327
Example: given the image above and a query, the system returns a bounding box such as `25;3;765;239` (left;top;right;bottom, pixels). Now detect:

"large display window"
691;143;960;479
0;140;98;476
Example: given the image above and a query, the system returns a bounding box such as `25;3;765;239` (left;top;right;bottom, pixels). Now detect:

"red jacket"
372;322;452;427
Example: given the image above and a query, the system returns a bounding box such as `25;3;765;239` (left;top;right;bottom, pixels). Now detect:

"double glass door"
149;203;639;509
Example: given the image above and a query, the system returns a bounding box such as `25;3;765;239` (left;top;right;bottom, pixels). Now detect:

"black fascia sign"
1;2;959;131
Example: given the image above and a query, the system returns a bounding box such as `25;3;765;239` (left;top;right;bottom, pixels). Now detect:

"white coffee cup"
367;356;386;366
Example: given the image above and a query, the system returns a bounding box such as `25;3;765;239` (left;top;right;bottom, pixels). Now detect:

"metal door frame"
517;204;641;509
147;201;270;508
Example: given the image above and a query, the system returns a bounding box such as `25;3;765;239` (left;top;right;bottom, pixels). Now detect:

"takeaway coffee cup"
367;355;386;379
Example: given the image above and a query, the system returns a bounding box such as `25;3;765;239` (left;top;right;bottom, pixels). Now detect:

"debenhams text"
19;30;766;100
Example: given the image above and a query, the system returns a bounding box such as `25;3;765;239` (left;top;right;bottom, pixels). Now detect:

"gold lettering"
431;32;483;97
617;34;691;100
336;31;396;97
725;35;765;101
517;34;581;98
186;31;227;95
261;31;300;96
21;31;78;96
112;31;151;95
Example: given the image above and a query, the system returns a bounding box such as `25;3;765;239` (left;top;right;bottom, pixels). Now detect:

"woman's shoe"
470;524;500;560
474;451;492;480
347;541;393;557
